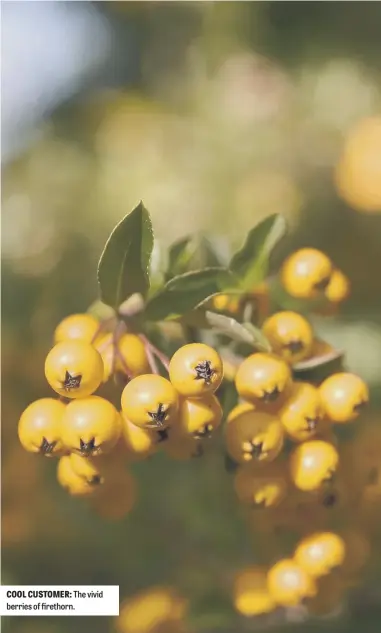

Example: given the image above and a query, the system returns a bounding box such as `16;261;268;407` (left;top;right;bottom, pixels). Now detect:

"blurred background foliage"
2;2;381;632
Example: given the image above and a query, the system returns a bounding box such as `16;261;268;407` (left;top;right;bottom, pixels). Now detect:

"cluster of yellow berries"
17;310;225;519
17;244;376;625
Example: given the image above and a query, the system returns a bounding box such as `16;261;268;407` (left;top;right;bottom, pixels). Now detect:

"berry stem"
91;316;118;344
139;334;170;372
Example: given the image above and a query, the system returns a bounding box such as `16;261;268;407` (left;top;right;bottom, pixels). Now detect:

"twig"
144;342;160;374
139;334;170;372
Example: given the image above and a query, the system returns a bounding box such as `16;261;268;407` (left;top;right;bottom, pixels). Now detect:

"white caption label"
0;585;119;616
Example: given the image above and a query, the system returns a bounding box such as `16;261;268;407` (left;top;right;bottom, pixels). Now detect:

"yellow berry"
61;396;121;456
212;294;230;312
319;372;369;423
267;558;317;606
117;333;150;376
234;462;288;508
116;586;187;633
169;343;223;397
177;394;222;439
69;447;125;486
290;440;339;492
235;353;292;405
121;413;157;460
18;398;66;456
57;455;100;497
233;567;276;616
93;333;114;382
262;311;313;364
45;341;104;398
294;532;346;578
281;248;333;299
54;313;99;344
325;269;350;303
121;374;179;430
278;382;324;442
226;406;284;465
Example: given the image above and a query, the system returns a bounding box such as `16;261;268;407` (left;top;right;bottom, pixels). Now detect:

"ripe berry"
212;294;240;314
262;311;313;364
281;248;333;299
235;353;292;405
69;447;125;486
226;406;284;464
121;374;179;430
121;414;157;461
325;269;350;303
168;343;223;397
54;313;99;344
234;462;288;508
18;398;66;456
267;558;317;606
319;372;369;423
294;532;346;579
57;455;100;497
290;440;339;492
45;341;104;398
177;394;222;439
90;470;137;521
294;532;345;578
278;382;323;442
117;334;150;376
61;396;121;456
233;567;276;616
116;586;187;633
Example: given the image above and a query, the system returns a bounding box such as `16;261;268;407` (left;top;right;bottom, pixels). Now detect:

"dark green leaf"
144;268;234;321
204;311;272;351
166;235;195;280
230;214;287;290
97;201;154;309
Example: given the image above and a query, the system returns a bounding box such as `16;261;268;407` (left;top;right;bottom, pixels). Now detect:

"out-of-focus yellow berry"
116;586;187;633
233;567;276;616
262;311;313;364
54;313;99;344
281;248;333;299
335;116;381;213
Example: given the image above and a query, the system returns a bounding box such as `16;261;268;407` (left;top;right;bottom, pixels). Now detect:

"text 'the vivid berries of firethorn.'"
121;374;179;430
235;353;292;406
18;398;67;456
169;343;223;397
262;311;314;364
45;341;104;398
61;396;121;456
281;248;333;299
294;531;346;578
290;440;339;492
319;372;369;423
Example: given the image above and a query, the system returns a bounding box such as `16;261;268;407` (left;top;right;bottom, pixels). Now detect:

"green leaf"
97;201;154;309
204;311;272;351
166;235;194;280
86;300;116;321
230;214;287;290
144;268;234;322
